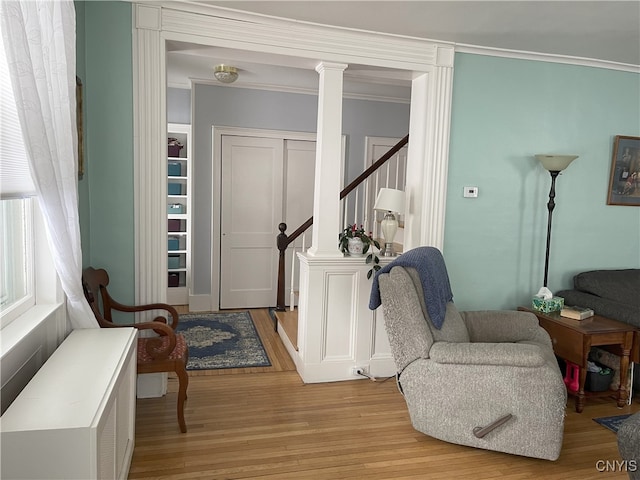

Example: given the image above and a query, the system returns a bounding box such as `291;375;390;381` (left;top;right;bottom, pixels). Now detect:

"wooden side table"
518;306;636;413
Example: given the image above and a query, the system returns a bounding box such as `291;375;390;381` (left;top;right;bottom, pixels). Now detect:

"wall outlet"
351;366;366;376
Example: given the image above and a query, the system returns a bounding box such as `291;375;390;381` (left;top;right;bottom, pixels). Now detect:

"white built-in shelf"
167;123;191;305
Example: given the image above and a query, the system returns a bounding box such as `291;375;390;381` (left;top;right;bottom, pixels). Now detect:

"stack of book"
560;305;595;320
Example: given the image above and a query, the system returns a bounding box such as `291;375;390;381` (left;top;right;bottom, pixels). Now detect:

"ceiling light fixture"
213;64;238;84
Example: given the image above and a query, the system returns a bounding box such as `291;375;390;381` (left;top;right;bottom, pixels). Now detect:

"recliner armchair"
374;248;566;460
618;412;640;479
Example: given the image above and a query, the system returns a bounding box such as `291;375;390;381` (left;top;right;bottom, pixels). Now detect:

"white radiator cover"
1;328;137;480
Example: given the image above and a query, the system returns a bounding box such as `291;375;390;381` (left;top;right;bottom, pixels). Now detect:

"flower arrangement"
338;224;381;279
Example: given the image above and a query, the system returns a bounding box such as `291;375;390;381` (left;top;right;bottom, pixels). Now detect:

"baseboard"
277;320;301;372
189;293;212;312
137;372;167;398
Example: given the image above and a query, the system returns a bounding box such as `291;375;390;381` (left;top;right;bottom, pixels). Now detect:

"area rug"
176;311;271;370
593;414;632;433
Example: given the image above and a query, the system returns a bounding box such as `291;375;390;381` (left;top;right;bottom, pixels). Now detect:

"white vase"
347;237;364;256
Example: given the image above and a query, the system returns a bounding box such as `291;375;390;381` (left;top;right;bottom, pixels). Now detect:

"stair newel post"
276;223;289;315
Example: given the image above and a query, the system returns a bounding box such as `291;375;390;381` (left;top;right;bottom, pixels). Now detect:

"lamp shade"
535;154;578;172
374;188;405;214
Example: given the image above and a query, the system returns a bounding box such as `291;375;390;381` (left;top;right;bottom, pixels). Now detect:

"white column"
133;3;168;398
133;4;166;305
306;62;347;258
404;72;430;251
404;61;453;251
422;64;454;249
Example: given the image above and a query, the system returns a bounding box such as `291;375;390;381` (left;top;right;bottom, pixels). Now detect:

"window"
1;19;37;328
0;15;58;333
0;197;34;327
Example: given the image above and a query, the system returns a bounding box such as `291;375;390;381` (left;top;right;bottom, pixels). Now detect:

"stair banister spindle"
353;188;359;227
363;177;371;235
289;243;296;312
385;163;390;189
342;197;349;230
376;171;382;240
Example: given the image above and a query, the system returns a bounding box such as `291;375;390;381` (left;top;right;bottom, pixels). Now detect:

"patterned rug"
176;311;271;370
593;414;632;433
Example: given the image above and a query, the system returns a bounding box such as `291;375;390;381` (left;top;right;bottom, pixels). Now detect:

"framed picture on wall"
607;135;640;206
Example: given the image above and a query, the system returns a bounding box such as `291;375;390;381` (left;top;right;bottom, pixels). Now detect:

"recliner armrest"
429;341;546;367
461;310;542;343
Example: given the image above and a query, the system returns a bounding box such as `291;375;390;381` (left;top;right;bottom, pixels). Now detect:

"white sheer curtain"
0;0;97;329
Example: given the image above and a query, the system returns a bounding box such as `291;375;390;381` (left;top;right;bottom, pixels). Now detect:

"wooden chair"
82;267;189;433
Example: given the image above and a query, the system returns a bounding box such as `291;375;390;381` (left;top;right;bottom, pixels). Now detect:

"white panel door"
221;136;284;308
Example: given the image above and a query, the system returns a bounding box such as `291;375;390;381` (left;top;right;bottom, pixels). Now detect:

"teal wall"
80;1;134;305
445;54;640;311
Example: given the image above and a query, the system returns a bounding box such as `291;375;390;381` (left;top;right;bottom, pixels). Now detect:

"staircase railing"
275;134;409;312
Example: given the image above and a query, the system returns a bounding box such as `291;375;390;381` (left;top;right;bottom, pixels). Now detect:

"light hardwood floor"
130;308;639;479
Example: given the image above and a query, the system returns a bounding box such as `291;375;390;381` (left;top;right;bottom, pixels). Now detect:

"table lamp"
373;188;405;256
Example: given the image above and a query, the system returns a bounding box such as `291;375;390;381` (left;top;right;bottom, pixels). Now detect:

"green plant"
338;224;381;279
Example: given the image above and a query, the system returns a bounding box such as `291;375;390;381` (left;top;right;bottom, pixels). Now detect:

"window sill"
1;303;64;359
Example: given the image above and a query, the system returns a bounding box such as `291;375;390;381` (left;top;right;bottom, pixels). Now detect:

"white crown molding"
149;2;454;71
457;44;640;74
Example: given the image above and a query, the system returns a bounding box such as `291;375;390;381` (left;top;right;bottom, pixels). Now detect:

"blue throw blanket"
369;246;453;329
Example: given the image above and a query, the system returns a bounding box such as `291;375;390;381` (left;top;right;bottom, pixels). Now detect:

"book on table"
560;305;595;320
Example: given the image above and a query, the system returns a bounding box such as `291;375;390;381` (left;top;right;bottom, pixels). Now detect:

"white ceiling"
167;1;640;98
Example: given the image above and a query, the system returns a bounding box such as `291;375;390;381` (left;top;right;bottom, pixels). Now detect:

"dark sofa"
557;269;640;391
556;269;640;329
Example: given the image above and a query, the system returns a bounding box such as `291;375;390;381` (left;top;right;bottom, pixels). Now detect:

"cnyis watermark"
595;460;638;472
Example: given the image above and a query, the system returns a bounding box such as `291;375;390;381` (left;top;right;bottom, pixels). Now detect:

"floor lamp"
535;154;578;298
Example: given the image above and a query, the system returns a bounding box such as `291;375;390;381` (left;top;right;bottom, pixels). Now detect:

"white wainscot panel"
294;254;396;383
322;272;357;361
369;307;396;378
